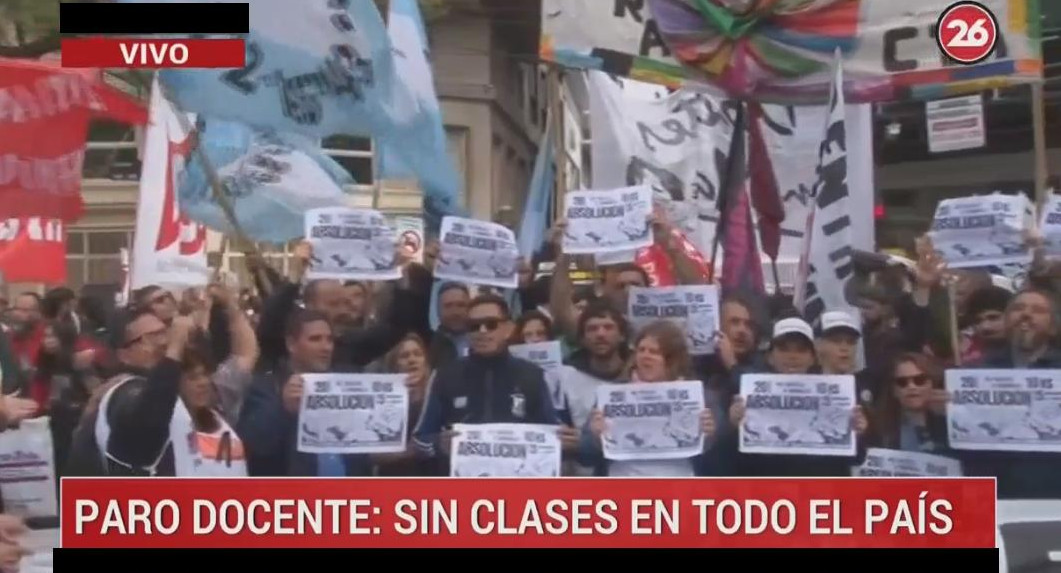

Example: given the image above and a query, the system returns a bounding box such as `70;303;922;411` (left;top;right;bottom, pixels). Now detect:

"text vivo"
118;42;190;66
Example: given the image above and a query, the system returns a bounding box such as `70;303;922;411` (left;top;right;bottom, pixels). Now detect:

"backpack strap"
93;374;172;476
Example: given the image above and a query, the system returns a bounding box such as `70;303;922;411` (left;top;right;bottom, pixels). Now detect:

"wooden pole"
159;84;274;294
948;280;963;367
1032;82;1050;209
371;139;384;210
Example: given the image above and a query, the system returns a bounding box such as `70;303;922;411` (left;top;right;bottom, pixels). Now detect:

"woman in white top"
579;320;718;477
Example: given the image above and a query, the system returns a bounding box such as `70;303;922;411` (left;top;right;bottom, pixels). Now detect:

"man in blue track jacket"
412;294;562;474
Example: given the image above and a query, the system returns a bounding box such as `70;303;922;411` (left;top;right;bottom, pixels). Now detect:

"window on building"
446;126;468;193
66;229;132;291
84;120;140;180
322;135;373;187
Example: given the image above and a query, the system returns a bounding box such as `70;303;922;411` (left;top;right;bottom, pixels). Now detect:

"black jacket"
411;351;560;466
64;359;182;476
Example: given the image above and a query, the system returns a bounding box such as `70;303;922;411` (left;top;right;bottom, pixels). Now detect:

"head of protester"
719;295;759;363
874;352;947;453
1001;289;1059;367
466;294;512;358
302;279;346;328
767;317;817;375
386;333;432;404
631;320;690;383
341;281;370;330
111;307;169;372
8;292;41;336
570;301;629;382
965;286;1012;347
512;309;554;345
437;282;471;335
284;310;334;374
816;311;862;375
599;263;648;311
133;286;178;326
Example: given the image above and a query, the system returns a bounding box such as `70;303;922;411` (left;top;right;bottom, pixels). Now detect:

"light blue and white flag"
147;0;396;139
179;119;352;243
378;0;464;234
517;117;554;260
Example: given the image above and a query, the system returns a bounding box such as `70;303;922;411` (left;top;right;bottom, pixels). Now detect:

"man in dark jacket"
413;294;562;473
238;310;370;477
255;264;427;373
963;289;1061;499
64;309;193;476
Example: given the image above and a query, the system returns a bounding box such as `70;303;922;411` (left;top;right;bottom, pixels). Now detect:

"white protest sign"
739;374;857;457
305;207;401;281
929;193;1035;269
597;381;705;461
450;423;562;477
297;373;409;454
628;285;720;355
436;217;520;289
946;369;1061;453
562;186;653;255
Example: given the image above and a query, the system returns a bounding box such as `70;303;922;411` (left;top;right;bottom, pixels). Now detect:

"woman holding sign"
579;321;718;477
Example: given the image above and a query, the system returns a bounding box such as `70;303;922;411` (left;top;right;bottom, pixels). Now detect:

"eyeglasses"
124;327;168;348
894;374;930;388
468;318;503;332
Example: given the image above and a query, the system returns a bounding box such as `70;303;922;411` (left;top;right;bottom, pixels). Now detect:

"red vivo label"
60;38;245;69
61;478;997;549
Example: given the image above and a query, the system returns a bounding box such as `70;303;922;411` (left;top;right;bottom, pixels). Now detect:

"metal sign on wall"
926;95;987;154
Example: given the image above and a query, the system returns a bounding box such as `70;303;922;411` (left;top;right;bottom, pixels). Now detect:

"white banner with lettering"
130;78;209;291
587;71;874;279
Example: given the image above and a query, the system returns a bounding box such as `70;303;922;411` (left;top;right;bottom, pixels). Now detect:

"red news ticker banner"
60;38;246;69
62;478;997;549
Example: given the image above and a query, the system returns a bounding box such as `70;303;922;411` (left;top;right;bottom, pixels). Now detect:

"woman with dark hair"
579;320;717;477
374;333;434;476
34;319;100;472
873;353;950;454
510;310;554;345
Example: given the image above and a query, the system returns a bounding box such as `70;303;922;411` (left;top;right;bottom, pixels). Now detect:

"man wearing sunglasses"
413;294;563;474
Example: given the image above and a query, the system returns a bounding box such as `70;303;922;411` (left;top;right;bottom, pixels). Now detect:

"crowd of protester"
0;212;1058;565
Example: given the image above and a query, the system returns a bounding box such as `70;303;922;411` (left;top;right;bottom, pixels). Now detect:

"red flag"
0;58;148;221
747;102;786;261
0;218;67;284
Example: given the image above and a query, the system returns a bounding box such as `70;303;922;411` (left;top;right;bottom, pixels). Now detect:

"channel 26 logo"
937;1;999;64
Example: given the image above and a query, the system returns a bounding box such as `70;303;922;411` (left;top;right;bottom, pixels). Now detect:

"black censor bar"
59;2;250;35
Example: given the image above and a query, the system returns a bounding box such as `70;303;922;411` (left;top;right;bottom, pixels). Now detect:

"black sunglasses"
894;374;930;388
468;318;503;332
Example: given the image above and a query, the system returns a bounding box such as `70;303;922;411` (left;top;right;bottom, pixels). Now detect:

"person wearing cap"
815;310;876;410
765;317;818;375
717;316;869;478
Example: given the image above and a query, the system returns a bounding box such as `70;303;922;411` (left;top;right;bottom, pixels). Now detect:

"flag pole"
371;139;383;210
158;83;273;295
549;66;567;220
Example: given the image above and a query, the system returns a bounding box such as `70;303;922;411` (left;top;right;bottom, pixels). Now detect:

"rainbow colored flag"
540;0;1042;104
